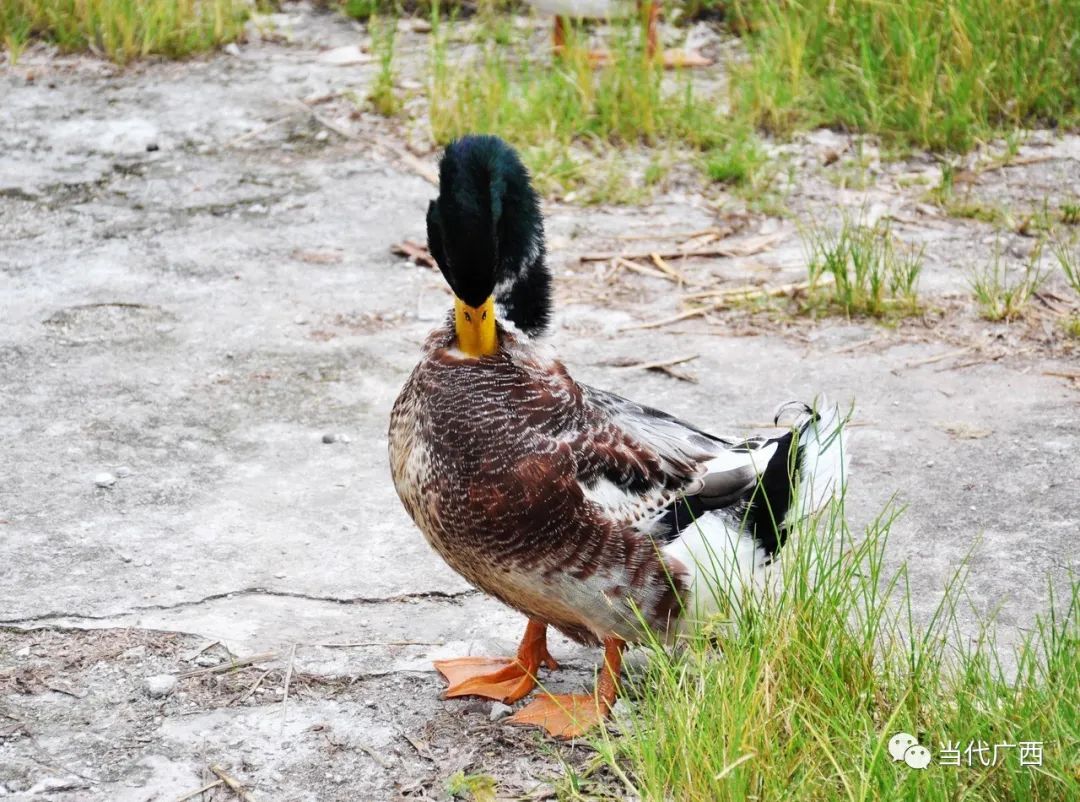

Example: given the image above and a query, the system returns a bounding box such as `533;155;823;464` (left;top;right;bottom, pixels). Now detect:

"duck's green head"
426;135;551;356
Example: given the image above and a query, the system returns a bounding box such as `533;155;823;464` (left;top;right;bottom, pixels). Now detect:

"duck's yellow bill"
454;296;497;356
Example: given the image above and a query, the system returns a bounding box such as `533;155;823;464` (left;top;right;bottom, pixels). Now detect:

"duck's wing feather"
573;385;779;535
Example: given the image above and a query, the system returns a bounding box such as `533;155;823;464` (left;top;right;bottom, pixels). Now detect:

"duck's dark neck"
496;235;551;337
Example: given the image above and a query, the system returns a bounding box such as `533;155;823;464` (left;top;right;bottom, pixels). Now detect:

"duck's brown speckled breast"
388;323;687;645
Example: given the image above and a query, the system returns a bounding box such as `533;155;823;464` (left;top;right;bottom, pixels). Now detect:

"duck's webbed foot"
434;618;558;704
508;637;625;739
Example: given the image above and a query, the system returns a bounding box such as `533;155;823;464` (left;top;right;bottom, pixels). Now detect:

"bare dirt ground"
1;5;1078;800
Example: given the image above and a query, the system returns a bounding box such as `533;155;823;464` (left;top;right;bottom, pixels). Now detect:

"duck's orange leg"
643;1;714;69
434;619;558;704
507;637;626;739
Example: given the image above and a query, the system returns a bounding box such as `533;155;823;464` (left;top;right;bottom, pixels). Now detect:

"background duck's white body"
527;0;634;18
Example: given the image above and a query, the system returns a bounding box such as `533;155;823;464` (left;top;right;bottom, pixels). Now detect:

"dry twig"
650;252;687;285
175;779;224;802
280;643;297;730
610;353;699;383
904;347;973;369
177;652;276;679
229;668;274;707
210;765;256;802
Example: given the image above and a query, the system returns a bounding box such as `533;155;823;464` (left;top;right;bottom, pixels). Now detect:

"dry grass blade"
371;135;439;185
650;252;687;285
229;668;273;707
619;307;710;332
177;652;277;679
608;353;700;382
580;231;785;264
210;765;256;801
610;354;699;371
685;276;827;304
227;115;299;147
175;779;224;802
615;257;670;280
280;643;297;730
904;347;973;369
359;742;392;768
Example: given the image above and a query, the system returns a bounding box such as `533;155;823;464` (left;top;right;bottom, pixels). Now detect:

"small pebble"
115;466;133;478
489;702;513;721
15;646;30;657
274;572;286;579
322;432;350;444
224;42;241;57
94;472;116;488
195;655;219;667
145;142;159;152
145;674;177;698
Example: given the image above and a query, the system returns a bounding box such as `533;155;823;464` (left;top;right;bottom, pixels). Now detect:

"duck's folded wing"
573;385;779;534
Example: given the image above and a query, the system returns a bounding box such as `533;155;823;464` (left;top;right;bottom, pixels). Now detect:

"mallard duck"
389;135;848;738
528;0;712;68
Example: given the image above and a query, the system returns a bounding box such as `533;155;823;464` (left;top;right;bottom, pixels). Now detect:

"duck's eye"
482;310;487;320
464;311;472;322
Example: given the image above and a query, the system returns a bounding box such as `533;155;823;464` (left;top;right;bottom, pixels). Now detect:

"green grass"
1051;236;1080;337
367;13;400;116
422;8;761;199
1053;237;1080;297
574;499;1079;800
969;243;1048;322
730;0;1080;152
1;0;248;64
446;770;497;801
802;219;923;318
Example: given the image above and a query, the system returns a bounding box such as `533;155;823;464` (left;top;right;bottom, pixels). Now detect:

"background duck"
389;135;849;738
527;0;713;67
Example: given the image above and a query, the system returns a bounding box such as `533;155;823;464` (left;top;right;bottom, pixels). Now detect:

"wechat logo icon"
889;732;931;769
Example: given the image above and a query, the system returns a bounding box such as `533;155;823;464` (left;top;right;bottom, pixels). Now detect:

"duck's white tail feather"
785;398;850;527
662;398;851;637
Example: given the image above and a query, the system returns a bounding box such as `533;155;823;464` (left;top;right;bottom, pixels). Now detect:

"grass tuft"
1051;236;1080;337
969;243;1048;322
1;0;248;64
802;219;923;318
367;13;400;117
423;10;734;199
731;0;1080;152
580;498;1079;800
446;770;497;801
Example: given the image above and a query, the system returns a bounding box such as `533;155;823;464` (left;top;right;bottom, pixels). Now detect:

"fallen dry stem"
229;668;273;707
616;257;672;281
176;652;277;679
280;643;297;729
650;252;688;285
175;779;225;802
903;347;974;369
210;765;255;801
610;354;700;371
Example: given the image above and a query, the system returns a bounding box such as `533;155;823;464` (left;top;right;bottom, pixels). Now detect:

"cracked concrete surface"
2;6;1079;801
